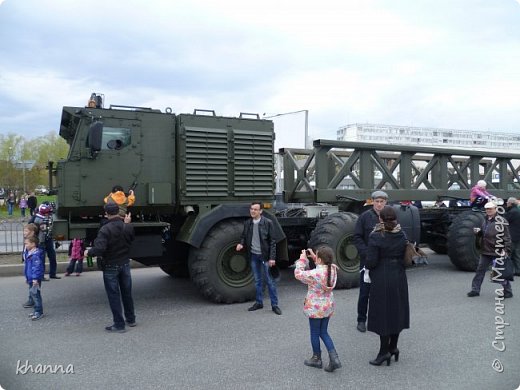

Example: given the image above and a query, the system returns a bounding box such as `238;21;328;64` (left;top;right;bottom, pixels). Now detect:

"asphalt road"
0;251;518;390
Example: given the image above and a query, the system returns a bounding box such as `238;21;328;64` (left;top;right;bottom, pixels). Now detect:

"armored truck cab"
57;105;275;215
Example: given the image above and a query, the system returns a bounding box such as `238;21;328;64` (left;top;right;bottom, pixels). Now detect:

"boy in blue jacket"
23;236;45;320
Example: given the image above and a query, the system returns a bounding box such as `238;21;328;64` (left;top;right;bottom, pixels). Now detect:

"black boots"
304;353;322;368
324;349;342;372
370;334;396;366
369;352;391;366
390;348;400;362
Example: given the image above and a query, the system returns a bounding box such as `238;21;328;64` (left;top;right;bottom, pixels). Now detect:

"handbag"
403;242;416;267
404;241;428;267
491;256;514;282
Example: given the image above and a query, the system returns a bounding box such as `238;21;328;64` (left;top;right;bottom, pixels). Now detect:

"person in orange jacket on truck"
104;185;135;218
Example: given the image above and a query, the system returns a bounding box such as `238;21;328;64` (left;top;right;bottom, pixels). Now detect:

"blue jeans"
28;282;43;315
66;259;83;274
357;269;371;323
7;202;14;215
250;253;278;306
39;239;57;277
309;317;335;354
103;263;135;329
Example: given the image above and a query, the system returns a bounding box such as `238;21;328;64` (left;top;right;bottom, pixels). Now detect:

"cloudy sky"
1;0;519;149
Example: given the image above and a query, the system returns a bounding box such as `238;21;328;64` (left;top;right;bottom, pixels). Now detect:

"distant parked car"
34;185;49;195
0;187;5;199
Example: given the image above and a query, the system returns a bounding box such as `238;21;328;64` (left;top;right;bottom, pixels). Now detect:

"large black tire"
308;212;360;289
188;219;255;303
447;210;485;271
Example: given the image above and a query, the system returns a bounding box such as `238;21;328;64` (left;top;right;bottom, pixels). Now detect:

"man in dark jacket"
236;201;281;315
468;201;512;298
27;192;37;216
85;203;136;332
353;190;388;332
505;197;520;276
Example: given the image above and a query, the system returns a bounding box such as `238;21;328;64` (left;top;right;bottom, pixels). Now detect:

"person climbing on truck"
104;185;135;218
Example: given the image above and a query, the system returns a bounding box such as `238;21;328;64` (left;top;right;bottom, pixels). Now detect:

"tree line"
0;132;69;192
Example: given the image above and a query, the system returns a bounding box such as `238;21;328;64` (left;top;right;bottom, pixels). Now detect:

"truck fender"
176;204;288;260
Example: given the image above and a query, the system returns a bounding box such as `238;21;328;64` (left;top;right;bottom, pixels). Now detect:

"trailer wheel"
447;210;485;271
308;212;360;289
189;219;255;303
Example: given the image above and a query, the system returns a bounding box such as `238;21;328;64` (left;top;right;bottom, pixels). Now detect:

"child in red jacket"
65;238;86;276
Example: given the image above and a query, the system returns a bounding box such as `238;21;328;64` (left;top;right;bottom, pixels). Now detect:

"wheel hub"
337;234;359;272
229;254;247;273
217;245;253;288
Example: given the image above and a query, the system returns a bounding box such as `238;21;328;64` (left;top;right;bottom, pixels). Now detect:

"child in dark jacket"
65;238;86;276
23;236;45;320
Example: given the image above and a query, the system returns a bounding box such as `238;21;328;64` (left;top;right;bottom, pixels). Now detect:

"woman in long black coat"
366;205;410;366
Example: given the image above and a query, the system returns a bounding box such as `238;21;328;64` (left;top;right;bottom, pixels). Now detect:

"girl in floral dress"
294;246;341;372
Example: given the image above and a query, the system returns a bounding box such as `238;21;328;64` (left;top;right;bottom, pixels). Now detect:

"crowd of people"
21;186;137;334
2;191;37;218
17;183;519;370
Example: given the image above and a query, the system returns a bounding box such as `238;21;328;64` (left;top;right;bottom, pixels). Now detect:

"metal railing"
0;219;70;255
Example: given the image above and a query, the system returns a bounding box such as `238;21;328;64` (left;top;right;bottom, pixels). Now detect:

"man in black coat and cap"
85;203;136;332
353;190;388;332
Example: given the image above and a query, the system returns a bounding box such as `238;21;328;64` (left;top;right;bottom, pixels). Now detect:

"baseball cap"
104;202;120;215
484;202;497;209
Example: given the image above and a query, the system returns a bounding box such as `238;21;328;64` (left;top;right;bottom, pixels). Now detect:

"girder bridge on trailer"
281;139;520;203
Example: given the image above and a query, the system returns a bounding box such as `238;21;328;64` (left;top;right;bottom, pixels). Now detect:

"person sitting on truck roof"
104;185;135;217
469;180;493;209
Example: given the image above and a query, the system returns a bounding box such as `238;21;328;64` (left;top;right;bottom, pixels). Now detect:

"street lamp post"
14;160;36;193
263;109;309;149
7;147;13;189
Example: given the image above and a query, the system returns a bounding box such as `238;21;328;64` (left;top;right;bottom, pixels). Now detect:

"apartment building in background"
337;123;520;151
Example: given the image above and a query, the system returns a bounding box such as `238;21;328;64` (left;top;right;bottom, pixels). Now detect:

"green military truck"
50;95;520;303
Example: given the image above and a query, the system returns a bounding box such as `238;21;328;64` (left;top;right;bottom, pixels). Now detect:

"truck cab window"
102;127;131;150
